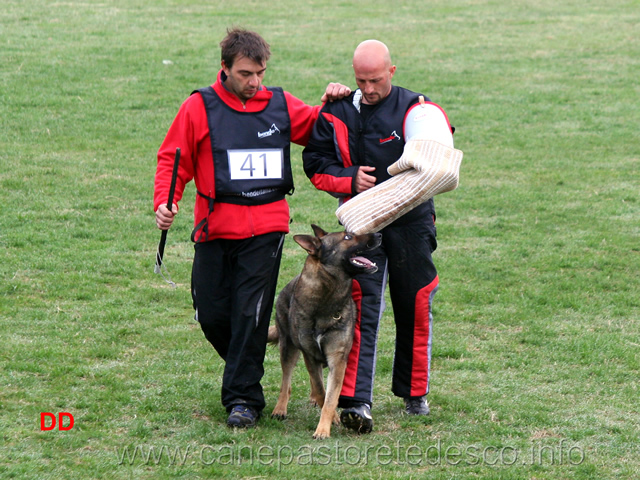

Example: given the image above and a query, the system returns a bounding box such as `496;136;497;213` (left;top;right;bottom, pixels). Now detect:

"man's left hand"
321;83;352;103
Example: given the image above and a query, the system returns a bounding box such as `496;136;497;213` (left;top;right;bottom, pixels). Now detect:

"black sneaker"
404;396;430;415
226;405;260;428
340;403;373;434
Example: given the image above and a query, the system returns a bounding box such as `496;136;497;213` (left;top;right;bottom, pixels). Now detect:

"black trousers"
191;232;285;412
339;218;439;408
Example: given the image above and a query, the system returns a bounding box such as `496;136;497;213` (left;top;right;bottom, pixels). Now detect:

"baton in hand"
154;147;181;276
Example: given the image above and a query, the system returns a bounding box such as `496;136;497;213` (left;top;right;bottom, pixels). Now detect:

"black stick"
154;147;181;274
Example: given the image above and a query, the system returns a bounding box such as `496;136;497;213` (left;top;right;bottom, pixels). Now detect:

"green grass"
1;0;639;478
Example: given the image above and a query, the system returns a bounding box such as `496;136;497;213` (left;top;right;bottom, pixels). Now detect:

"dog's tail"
267;325;279;345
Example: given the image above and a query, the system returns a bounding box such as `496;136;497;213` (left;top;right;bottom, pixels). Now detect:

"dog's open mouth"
350;256;378;272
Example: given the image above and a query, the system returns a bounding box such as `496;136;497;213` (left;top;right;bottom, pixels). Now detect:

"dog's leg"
271;338;300;420
302;354;326;409
312;351;348;440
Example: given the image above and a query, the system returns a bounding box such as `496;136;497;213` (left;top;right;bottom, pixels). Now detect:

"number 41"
241;153;268;177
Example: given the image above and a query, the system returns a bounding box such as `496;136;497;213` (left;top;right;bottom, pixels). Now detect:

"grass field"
1;0;639;478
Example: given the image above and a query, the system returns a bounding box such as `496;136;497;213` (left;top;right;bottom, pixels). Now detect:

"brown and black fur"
268;224;382;439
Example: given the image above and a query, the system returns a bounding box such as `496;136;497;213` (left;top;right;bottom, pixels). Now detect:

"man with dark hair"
154;27;349;428
302;40;455;433
219;28;271;71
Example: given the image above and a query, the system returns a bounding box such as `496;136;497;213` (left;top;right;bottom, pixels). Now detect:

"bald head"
352;40;396;105
353;40;392;70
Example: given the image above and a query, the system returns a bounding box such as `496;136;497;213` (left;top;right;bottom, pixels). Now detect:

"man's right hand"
354;166;376;193
156;203;178;230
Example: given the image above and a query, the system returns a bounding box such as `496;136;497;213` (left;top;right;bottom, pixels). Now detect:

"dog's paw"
312;429;331;440
271;409;287;421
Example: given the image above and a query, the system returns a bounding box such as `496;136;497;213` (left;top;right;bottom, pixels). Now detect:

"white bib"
227;149;284;180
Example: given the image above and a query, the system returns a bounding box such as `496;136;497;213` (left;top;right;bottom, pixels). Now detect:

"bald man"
302;40;455;433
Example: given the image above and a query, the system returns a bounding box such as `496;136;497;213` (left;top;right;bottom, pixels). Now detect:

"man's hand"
156;203;178;230
321;83;352;103
354;166;376;193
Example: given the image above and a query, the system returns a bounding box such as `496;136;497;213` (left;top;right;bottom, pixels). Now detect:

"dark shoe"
226;405;260;428
404;396;430;415
340;403;373;434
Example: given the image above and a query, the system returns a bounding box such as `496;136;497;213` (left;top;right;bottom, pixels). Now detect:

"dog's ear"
311;224;327;238
294;235;322;256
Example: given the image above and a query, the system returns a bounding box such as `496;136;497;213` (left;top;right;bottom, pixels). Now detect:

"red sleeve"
284;91;321;146
302;110;359;197
154;94;208;212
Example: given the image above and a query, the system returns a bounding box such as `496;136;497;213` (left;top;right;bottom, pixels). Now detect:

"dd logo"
40;412;74;431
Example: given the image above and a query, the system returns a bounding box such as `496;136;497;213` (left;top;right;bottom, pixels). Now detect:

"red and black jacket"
303;86;445;225
154;70;320;242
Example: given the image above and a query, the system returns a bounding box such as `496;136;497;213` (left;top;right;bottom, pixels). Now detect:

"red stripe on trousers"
340;280;362;397
410;275;439;396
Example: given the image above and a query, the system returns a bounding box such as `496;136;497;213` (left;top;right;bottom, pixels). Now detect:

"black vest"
349;87;436;224
194;86;294;205
355;87;424;184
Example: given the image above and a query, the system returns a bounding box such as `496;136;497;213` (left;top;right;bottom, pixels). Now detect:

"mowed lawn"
1;1;638;479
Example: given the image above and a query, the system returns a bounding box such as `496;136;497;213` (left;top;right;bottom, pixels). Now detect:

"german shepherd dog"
268;224;382;439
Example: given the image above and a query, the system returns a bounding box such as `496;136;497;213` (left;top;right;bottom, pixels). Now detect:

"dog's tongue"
351;256;375;268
